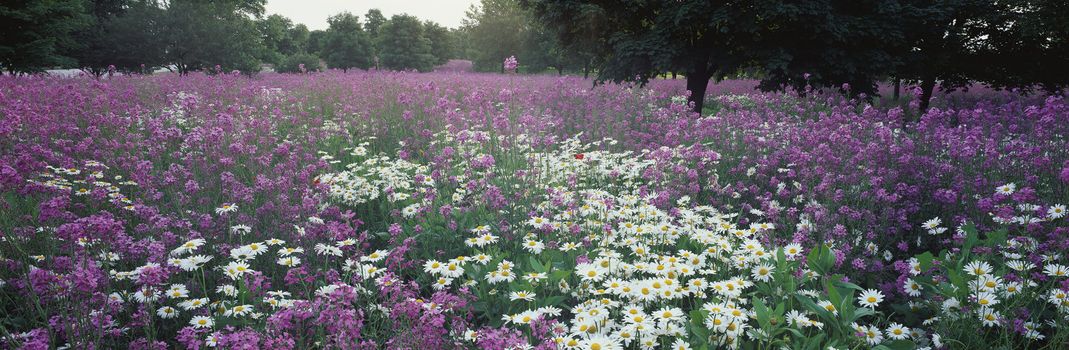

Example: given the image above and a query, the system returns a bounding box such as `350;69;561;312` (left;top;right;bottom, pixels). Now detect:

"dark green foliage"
464;0;528;72
885;0;1069;111
163;0;266;75
0;0;91;74
523;0;1069;113
257;14;304;66
362;9;387;66
288;25;311;53
951;0;1069;93
424;21;454;65
307;30;327;55
276;53;322;73
63;0;268;76
364;9;386;49
5;0;1064;108
459;0;603;75
321;12;373;71
378;14;436;72
69;0;168;75
449;27;476;62
64;0;125;76
524;0;737;111
364;9;387;39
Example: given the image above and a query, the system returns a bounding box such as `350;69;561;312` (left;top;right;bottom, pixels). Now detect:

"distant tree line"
0;0;457;75
5;0;1065;115
500;0;1067;113
513;0;1064;112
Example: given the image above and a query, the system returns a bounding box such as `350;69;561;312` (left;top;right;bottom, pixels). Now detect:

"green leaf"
529;256;546;273
985;228;1008;247
852;306;875;321
962;222;979;255
947;269;967;295
915;251;935;272
824;279;846;319
689;309;710;341
543;295;565;306
753;298;771;329
795;295;835;323
805;333;826;350
807;244;833;275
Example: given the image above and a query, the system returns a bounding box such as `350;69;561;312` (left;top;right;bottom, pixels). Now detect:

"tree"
364;9;387;38
259;18;312;63
288;24;311;54
423;21;453;65
741;2;907;99
64;0;168;76
524;1;913;113
257;14;296;65
523;1;1069;114
378;14;436;72
882;0;1069;113
0;0;90;74
163;0;266;75
524;0;735;112
972;0;1069;94
522;1;604;77
464;0;528;72
65;0;126;76
321;12;373;71
363;9;387;66
887;0;994;112
92;0;168;74
521;20;587;75
307;29;327;55
448;27;476;61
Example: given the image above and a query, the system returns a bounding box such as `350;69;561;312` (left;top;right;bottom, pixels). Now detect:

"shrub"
276;53;322;73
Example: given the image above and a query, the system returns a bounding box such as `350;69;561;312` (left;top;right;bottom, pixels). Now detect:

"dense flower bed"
0;71;1067;349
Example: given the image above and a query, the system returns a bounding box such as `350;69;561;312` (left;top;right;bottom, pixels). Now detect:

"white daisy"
858;289;884;308
156;306;179;319
190;316;214;329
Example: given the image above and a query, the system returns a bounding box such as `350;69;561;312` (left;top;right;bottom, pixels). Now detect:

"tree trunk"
671;71;677;79
918;78;935;114
686;72;711;114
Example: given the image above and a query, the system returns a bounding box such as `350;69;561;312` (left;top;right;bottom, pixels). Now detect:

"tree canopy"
521;0;1069;113
378;14;437;72
0;0;90;74
3;0;1063;111
321;12;373;72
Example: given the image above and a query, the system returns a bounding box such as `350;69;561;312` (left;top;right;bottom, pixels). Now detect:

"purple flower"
503;56;518;72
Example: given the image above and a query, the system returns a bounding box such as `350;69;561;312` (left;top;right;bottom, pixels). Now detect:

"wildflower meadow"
1;67;1067;350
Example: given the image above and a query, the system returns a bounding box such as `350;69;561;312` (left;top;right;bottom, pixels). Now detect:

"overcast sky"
265;0;480;30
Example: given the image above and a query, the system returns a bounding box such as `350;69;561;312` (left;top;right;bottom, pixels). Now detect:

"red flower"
574;153;585;160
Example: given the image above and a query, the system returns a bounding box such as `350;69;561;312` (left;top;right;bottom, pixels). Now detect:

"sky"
265;0;480;30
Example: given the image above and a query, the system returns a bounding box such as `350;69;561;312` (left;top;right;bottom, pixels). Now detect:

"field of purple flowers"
1;71;1067;349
